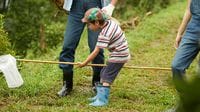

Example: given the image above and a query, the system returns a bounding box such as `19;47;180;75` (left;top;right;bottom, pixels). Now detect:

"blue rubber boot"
89;86;110;107
88;83;101;102
88;93;98;102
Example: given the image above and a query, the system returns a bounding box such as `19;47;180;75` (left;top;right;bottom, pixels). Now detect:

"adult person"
172;0;200;81
168;0;200;111
57;0;118;97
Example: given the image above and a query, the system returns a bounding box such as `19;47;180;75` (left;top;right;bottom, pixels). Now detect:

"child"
78;8;130;106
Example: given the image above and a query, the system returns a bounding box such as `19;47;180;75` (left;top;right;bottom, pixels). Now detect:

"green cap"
82;8;108;23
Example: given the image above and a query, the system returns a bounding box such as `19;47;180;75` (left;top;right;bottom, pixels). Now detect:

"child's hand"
77;61;87;68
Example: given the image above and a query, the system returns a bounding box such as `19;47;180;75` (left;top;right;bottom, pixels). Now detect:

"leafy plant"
0;14;14;55
4;0;61;56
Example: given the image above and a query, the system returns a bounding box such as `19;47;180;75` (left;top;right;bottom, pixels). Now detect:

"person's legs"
171;36;200;93
58;0;86;97
86;0;104;88
171;36;200;80
167;37;200;111
89;62;124;106
88;29;104;87
89;85;110;106
57;70;74;97
100;62;124;84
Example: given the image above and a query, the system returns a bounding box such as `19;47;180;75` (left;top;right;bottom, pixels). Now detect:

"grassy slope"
1;1;197;112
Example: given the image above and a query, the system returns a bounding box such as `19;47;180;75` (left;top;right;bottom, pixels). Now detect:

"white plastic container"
0;54;23;88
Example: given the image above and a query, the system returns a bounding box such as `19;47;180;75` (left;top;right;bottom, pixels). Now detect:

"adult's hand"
174;35;182;49
102;4;115;16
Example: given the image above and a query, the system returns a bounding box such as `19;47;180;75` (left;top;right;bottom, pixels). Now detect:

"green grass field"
1;1;198;112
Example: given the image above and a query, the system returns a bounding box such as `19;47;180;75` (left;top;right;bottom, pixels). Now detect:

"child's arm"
78;47;101;67
174;0;191;48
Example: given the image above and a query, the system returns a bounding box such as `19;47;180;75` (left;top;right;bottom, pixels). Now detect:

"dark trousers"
100;62;124;84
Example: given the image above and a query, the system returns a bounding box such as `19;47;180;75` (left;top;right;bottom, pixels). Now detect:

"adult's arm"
110;0;118;6
102;0;118;16
175;0;192;48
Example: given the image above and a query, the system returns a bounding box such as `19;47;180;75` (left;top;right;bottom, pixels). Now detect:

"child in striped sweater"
78;7;130;107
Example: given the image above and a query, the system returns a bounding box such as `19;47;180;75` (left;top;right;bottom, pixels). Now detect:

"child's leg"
89;62;124;106
102;82;110;86
89;85;110;106
100;62;124;85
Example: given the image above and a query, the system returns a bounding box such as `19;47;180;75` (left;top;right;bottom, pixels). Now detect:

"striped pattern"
96;20;130;63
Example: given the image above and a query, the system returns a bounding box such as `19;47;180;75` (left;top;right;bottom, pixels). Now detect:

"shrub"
0;14;14;55
4;0;59;56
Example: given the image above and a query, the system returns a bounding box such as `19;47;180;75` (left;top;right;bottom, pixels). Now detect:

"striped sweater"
96;20;131;63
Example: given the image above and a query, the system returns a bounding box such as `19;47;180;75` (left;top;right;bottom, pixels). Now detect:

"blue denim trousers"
171;18;200;79
59;0;104;73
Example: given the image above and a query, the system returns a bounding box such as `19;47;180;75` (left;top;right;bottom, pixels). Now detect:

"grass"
0;1;198;111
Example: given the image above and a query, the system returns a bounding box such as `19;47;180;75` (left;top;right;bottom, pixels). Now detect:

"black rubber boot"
57;71;73;97
92;71;100;93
